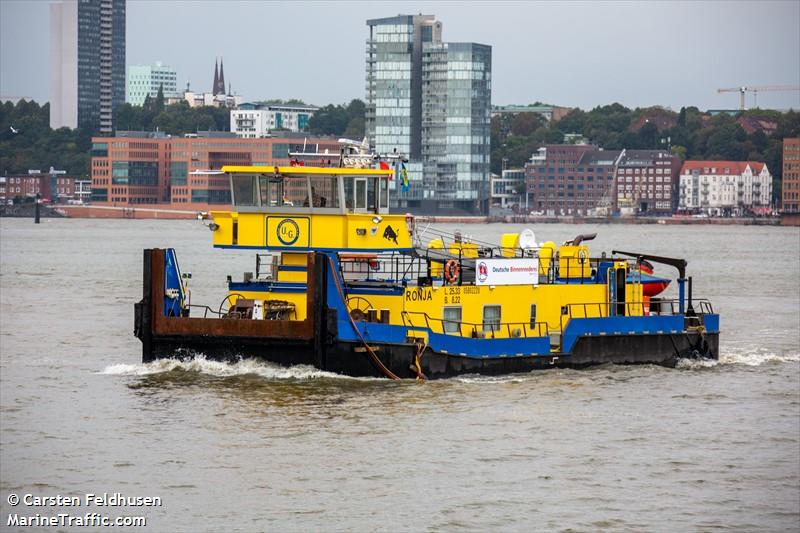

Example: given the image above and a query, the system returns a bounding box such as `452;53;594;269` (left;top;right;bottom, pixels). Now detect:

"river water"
1;218;798;532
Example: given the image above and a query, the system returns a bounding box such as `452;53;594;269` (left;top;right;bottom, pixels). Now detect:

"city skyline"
1;1;798;112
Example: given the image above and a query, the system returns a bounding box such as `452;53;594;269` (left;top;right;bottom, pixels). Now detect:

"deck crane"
717;85;800;110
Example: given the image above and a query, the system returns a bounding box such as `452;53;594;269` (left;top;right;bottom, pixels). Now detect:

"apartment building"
127;62;178;105
782;138;800;213
0;171;78;204
50;0;126;131
678;160;772;215
231;103;319;138
615;150;681;214
524;145;619;216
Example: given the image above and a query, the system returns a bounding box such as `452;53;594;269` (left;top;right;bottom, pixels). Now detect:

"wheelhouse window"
259;176;306;207
309;176;339;208
232;174;257;206
483;305;501;334
443;306;462;334
228;170;390;214
379;178;389;209
344;176;379;212
355;178;368;210
529;304;537;328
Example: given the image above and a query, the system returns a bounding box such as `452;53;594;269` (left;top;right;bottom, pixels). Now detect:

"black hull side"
148;336;317;367
145;331;719;380
326;331;719;379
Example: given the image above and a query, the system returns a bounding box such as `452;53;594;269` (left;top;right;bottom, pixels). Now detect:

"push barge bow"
134;153;719;379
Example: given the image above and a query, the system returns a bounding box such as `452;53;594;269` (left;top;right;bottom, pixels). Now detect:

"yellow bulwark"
210;165;413;251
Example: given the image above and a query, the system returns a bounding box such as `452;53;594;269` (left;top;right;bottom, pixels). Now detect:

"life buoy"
444;260;460;284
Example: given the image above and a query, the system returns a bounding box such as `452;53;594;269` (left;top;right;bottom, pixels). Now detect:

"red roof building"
678;160;772;215
736;115;778;136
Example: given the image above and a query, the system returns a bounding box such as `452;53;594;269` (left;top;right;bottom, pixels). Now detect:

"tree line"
0;95;366;178
1;97;797;195
0;99;92;177
491;104;800;191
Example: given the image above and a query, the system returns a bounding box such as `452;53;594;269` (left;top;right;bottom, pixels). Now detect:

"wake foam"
100;355;345;380
720;347;800;366
100;346;799;380
677;347;800;369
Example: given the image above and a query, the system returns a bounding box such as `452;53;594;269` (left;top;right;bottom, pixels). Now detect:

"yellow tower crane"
717;85;800;110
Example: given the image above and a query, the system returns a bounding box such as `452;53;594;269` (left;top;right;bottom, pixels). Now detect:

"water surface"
1;219;798;531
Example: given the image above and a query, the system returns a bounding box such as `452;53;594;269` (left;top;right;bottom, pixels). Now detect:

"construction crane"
717;85;800;110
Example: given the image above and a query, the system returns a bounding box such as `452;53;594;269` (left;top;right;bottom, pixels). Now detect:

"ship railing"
338;251;432;283
697;300;714;314
401;310;550;339
255;254;276;279
416;247;643;286
561;298;715;320
185;304;226;318
336;248;645;288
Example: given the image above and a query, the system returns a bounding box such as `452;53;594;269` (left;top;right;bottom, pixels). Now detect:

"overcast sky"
1;0;799;111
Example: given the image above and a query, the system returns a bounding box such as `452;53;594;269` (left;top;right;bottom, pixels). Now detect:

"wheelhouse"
222;166;393;215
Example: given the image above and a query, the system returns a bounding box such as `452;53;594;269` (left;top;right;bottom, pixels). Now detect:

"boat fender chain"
327;256;401;380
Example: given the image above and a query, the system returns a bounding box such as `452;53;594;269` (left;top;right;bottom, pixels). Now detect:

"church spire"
218;57;226;95
213;59;219;95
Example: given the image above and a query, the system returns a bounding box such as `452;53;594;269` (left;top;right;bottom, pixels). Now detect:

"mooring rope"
413;340;428;380
327;256;401;380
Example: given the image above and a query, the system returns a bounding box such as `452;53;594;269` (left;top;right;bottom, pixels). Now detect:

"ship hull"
136;248;720;380
143;330;719;380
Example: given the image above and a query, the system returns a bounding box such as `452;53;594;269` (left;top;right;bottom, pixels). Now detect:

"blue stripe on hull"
342;321;552;357
334;313;720;360
561;315;684;353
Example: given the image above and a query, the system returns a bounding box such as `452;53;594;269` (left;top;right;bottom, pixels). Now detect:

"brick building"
90;132;340;206
524;145;620;216
615;150;681;214
0;171;78;204
781;138;800;213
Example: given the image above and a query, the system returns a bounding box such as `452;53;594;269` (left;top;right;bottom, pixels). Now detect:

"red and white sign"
475;258;539;286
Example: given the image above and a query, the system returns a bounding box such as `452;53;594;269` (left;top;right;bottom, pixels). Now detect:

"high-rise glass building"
422;42;491;212
365;14;491;214
50;0;126;132
365;15;441;207
127;63;178;106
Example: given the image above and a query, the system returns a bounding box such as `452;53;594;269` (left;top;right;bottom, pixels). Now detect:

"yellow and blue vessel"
134;155;719;379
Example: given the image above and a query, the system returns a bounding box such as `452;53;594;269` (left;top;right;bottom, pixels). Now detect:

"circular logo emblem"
478;261;488;283
276;219;300;245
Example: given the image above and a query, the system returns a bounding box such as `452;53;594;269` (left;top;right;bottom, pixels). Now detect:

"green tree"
671;145;688;160
155;84;165;111
509;112;543;137
638;122;659;149
308;99;366;137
